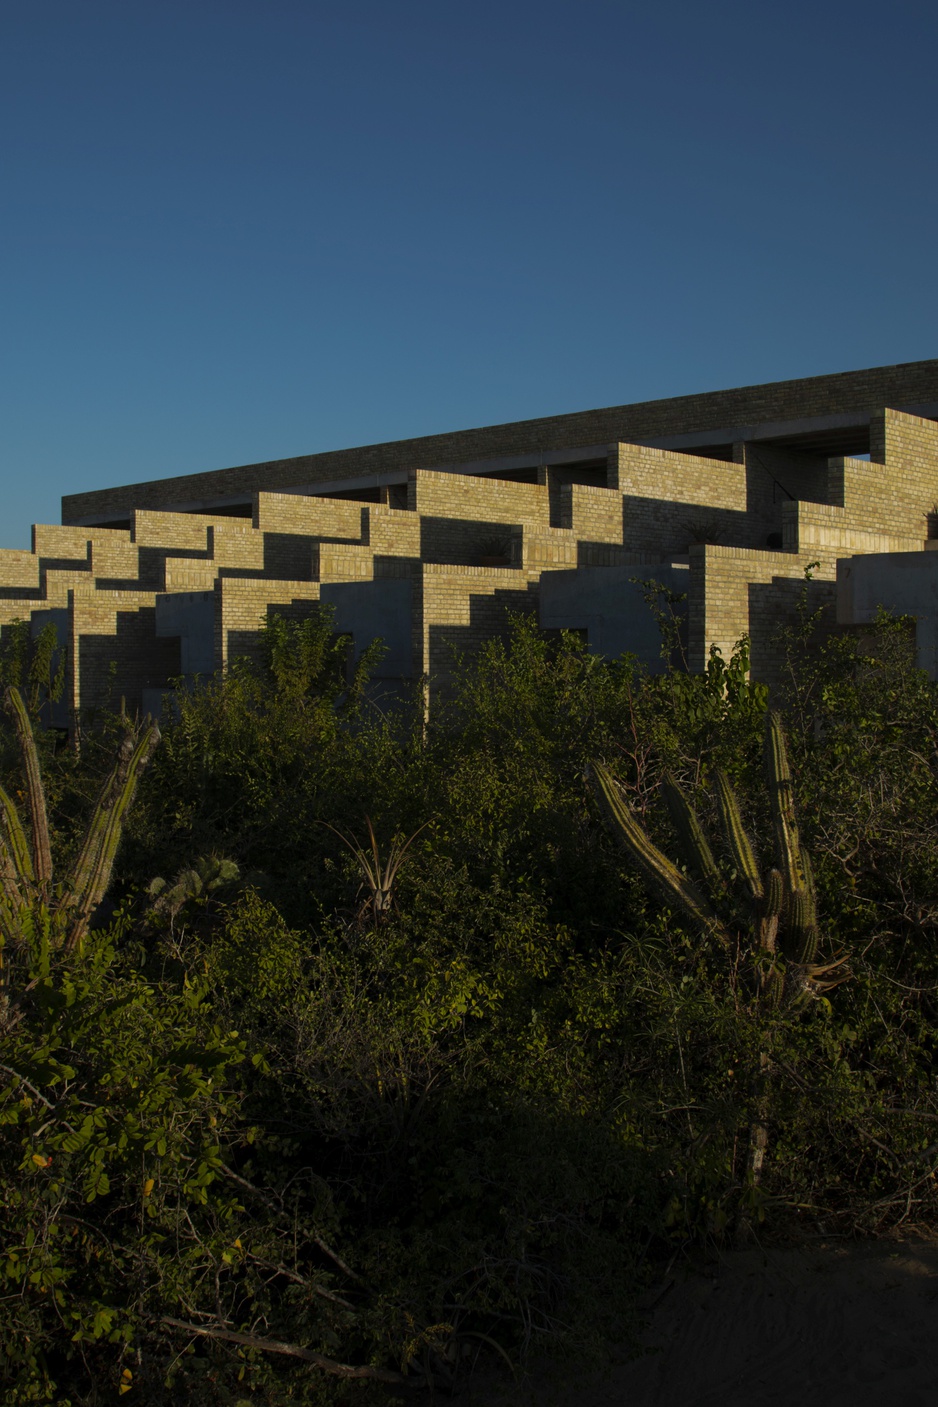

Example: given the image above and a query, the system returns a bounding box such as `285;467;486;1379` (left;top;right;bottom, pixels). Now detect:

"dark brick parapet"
62;359;938;524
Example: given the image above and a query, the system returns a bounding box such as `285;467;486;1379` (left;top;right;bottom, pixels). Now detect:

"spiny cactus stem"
661;774;723;894
62;721;160;952
763;868;784;920
765;711;807;895
5;687;52;893
758;912;778;954
62;729;138;915
0;841;26;914
589;763;728;942
786;889;819;965
713;770;763;902
0;895;26;951
0;786;34;889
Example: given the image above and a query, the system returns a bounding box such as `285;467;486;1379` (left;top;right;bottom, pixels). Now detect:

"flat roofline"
61;358;938;524
68;446;613;524
639;403;938;453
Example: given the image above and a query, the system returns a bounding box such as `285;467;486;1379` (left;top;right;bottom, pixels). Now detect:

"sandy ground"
468;1232;938;1406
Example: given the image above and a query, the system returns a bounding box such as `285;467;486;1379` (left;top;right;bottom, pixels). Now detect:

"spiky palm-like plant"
0;686;160;958
320;815;428;925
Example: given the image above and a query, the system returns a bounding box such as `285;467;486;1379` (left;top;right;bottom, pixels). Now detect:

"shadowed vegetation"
2;604;937;1403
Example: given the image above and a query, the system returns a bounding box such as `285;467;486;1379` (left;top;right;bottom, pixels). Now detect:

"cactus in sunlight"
589;710;848;1006
0;686;160;958
590;709;849;1217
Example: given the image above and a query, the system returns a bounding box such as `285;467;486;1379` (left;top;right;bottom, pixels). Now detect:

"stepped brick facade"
3;360;938;721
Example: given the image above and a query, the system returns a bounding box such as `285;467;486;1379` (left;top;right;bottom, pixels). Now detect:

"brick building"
3;358;938;720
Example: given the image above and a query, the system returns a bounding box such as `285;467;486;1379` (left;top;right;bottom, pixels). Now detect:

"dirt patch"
467;1232;938;1405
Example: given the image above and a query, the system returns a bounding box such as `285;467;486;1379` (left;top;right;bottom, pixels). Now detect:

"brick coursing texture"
2;381;938;713
61;358;938;522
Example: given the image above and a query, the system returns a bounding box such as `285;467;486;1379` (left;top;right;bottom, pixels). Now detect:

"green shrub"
4;607;938;1402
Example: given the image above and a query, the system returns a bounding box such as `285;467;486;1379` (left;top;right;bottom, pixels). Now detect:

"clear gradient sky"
2;0;937;547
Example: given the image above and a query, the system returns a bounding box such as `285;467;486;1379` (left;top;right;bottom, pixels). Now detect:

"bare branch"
159;1317;405;1382
217;1162;363;1283
0;1060;56;1109
247;1256;355;1308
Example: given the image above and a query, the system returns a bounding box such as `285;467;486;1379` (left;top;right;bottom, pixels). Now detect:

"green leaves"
0;923;249;1398
3;603;937;1402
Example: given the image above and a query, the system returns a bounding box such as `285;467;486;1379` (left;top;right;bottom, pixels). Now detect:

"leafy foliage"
0;620;66;716
3;610;938;1403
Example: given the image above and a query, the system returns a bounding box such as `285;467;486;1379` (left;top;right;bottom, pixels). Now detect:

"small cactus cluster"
589;711;848;1004
0;686;160;955
147;855;241;921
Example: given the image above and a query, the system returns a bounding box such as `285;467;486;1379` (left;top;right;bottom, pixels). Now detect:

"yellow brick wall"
131;510;213;552
70;587;180;714
316;544;376;581
612;443;750;556
417;563;540;684
409;469;550;526
216;578;322;667
0;549;40;593
32;525;94;561
689;545;837;682
560;484;623;543
5;393;938;718
521;529;578;570
364;504;422;559
89;537;140;581
255;493;366;542
162;558;219;592
782;501;922;557
830;410;938;540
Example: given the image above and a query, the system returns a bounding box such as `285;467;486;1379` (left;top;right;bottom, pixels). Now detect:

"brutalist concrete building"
4;358;938;719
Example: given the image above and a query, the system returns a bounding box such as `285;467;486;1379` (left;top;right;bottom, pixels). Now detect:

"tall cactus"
0;687;160;956
589;710;849;1223
589;710;848;1004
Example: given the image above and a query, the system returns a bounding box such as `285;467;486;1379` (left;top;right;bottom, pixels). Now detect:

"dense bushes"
2;605;938;1403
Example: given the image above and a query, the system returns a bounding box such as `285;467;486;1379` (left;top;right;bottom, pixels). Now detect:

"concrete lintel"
422;444;610;477
637;412;871;454
69;492;254;526
282;471;409;496
635;404;938;455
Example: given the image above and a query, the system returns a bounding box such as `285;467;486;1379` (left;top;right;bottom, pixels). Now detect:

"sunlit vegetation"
2;603;937;1403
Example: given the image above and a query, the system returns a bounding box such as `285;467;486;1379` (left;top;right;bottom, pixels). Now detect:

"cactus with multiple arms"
0;687;160;956
590;709;848;1217
589;709;848;1005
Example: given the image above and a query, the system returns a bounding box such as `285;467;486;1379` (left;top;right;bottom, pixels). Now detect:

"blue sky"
2;0;937;547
